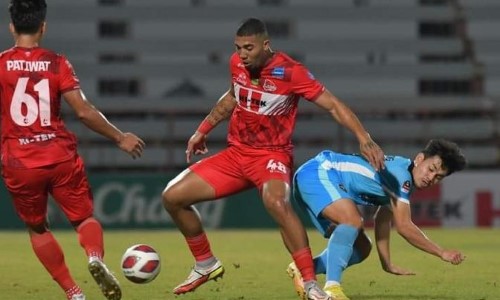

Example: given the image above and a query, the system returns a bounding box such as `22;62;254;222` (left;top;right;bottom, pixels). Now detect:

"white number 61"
10;77;51;127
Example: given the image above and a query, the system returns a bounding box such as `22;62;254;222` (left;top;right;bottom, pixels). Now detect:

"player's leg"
314;228;372;274
292;162;356;300
51;157;121;300
320;200;363;300
29;221;86;300
2;166;84;300
162;148;250;294
264;180;331;300
250;152;330;300
287;167;333;300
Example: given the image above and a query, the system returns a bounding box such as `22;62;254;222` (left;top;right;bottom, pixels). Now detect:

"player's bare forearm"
396;221;444;258
64;89;124;143
374;206;393;269
79;105;124;143
186;91;236;162
79;108;144;158
314;89;385;170
391;199;444;258
397;224;463;266
314;90;370;141
205;90;237;126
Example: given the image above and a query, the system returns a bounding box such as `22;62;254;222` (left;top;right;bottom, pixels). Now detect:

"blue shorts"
293;158;351;237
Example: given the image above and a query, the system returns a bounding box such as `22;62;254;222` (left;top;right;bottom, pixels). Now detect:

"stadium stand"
0;0;498;171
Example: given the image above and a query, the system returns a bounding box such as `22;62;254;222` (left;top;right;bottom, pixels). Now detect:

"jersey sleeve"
290;64;325;101
379;167;412;204
59;55;80;93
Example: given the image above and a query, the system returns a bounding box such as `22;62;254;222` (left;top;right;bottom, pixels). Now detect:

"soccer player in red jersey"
1;1;145;300
162;18;385;300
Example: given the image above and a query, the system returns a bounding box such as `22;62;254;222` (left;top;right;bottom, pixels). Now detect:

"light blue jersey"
293;150;414;236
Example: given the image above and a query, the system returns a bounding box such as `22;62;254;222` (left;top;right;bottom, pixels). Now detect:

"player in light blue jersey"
287;139;467;300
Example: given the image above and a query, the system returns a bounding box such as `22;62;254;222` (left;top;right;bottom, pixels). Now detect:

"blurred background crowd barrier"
1;0;499;228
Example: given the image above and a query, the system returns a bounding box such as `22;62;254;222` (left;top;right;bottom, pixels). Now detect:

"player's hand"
359;137;385;171
383;264;416;276
441;249;465;265
117;132;145;159
185;131;208;163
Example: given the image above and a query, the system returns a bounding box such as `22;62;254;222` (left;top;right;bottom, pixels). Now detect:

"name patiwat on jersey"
6;60;51;72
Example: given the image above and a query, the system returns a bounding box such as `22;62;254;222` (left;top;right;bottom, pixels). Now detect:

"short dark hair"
9;0;47;34
421;139;467;175
236;18;268;37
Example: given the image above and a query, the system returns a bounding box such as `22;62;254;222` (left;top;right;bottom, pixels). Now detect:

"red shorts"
189;145;293;198
2;155;93;225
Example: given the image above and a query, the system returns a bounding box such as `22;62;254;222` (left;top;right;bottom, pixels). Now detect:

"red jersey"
228;52;324;154
0;47;80;168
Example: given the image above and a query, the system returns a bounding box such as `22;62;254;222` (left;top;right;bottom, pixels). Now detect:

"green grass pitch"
0;229;498;300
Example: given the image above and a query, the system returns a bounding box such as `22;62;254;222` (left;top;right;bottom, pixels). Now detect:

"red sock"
292;247;317;282
76;217;104;259
186;232;213;262
65;285;83;300
30;231;77;291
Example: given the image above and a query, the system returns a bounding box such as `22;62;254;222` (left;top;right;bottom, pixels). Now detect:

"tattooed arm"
204;87;238;127
313;89;385;170
185;86;237;163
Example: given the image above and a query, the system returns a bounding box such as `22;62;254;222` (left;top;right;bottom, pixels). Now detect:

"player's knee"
162;182;193;211
342;217;363;230
27;221;49;235
70;215;95;229
324;200;364;229
262;193;291;218
161;185;179;210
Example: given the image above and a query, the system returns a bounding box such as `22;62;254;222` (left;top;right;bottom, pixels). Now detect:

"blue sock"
315;246;361;274
313;249;327;274
326;224;359;282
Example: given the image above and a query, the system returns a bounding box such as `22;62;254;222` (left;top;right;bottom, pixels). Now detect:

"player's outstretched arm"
313;89;385;171
390;197;465;265
374;206;416;275
63;89;145;159
185;88;237;163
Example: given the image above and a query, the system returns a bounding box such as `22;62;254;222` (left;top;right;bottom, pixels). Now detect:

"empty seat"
427;119;496;140
293;119;342;142
361;119;426;141
171;119;228;140
80;146;170;168
461;145;499;166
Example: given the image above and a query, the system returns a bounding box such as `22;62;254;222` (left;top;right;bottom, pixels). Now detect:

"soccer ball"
121;244;161;284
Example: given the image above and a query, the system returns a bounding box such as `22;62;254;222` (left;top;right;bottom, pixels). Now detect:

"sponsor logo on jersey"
245;97;267;108
262;79;277;92
235;73;248;86
18;133;57;145
271;67;285;79
401;180;411;193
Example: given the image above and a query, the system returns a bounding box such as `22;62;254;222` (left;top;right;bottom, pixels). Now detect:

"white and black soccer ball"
121;244;161;284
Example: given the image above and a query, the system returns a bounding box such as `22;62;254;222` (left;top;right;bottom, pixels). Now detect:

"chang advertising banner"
0;173;277;229
1;172;499;229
